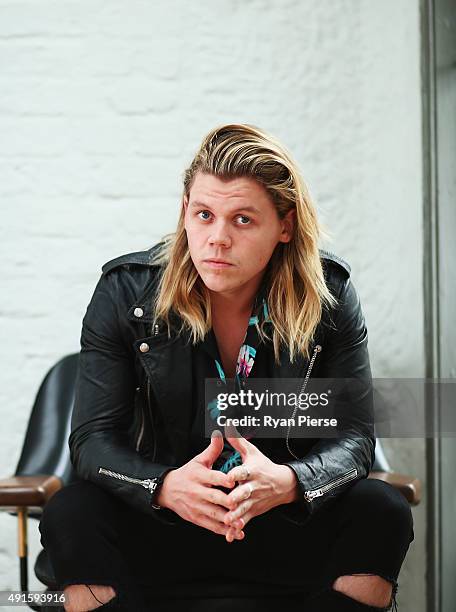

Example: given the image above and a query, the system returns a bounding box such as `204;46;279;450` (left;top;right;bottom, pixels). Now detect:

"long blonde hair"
150;123;337;364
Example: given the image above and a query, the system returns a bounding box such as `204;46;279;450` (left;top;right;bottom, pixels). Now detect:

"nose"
208;220;232;248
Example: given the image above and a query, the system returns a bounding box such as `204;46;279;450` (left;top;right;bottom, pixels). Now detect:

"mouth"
203;259;234;269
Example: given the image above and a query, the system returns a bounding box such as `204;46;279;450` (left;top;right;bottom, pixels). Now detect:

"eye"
197;210;212;221
236;215;251;225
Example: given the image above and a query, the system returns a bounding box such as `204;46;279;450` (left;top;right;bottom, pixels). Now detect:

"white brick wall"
0;1;425;609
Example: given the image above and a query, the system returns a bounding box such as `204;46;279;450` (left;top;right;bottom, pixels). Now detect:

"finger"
226;464;252;486
202;487;234;511
226;526;245;543
196;515;244;539
196;515;233;537
233;512;252;532
225;516;244;530
197;501;232;525
194;430;224;467
226;482;254;508
226;512;253;541
224;423;252;458
205;469;236;489
225;514;245;542
225;500;252;524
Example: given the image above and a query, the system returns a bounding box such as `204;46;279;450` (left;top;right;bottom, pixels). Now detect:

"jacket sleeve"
280;275;376;526
69;269;179;524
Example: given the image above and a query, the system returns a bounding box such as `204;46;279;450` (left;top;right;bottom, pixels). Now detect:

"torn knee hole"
332;574;398;610
334;573;393;585
85;584;117;606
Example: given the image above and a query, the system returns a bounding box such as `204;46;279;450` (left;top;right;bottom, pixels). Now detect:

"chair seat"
0;475;61;508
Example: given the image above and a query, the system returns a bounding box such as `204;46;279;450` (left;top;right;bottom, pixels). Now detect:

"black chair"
0;354;421;611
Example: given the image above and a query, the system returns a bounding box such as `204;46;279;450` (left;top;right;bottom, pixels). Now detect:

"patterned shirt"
189;281;273;472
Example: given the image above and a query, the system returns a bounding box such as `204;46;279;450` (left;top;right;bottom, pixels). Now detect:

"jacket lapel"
136;327;194;464
270;347;310;380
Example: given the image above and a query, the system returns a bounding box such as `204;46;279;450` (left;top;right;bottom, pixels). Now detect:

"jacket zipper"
135;393;145;452
285;344;322;460
303;467;358;501
147;379;157;462
98;467;159;494
149;323;159;462
285;345;359;504
98;467;162;509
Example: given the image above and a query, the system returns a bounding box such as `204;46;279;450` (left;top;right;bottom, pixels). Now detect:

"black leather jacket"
69;243;375;527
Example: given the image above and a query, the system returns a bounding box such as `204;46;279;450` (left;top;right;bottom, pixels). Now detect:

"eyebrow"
189;201;260;214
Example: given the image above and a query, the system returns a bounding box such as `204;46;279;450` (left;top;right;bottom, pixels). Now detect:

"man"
39;124;413;611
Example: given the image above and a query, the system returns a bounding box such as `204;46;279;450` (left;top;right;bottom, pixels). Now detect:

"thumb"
224;423;252;459
194;430;224;467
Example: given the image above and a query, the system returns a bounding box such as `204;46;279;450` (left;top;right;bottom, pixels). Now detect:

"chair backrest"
371;386;392;472
371;438;391;471
15;353;80;486
14;352;392;488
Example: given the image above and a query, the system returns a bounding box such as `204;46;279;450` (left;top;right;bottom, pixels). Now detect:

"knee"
348;479;414;539
373;480;414;541
39;481;116;546
39;486;72;545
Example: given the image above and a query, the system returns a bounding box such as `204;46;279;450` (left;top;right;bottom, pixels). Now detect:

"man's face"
183;171;294;299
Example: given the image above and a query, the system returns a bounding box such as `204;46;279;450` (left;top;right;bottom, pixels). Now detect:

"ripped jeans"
38;477;414;611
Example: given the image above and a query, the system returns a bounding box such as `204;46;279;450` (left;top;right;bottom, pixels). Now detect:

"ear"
183;196;189;231
279;208;295;243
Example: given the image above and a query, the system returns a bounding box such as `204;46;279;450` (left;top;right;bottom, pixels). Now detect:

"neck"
210;276;264;322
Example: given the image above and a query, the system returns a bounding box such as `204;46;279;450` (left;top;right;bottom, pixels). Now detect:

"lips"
203;259;234;268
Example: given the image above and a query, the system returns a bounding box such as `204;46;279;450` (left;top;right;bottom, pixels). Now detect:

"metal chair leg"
17;507;28;592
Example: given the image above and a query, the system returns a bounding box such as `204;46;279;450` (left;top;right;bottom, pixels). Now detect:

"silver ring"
246;482;253;498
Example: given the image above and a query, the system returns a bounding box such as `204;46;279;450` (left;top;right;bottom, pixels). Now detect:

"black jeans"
39;477;414;611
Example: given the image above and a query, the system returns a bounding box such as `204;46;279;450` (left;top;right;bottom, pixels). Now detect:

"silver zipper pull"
142;478;158;494
142;478;162;509
304;489;324;501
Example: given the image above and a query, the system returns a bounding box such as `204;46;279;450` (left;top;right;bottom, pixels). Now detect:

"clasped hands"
156;424;299;543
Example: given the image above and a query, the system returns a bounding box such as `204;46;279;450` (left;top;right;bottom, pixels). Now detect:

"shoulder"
318;249;351;294
101;241;165;277
319;249;351;275
318;250;365;338
88;242;167;320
